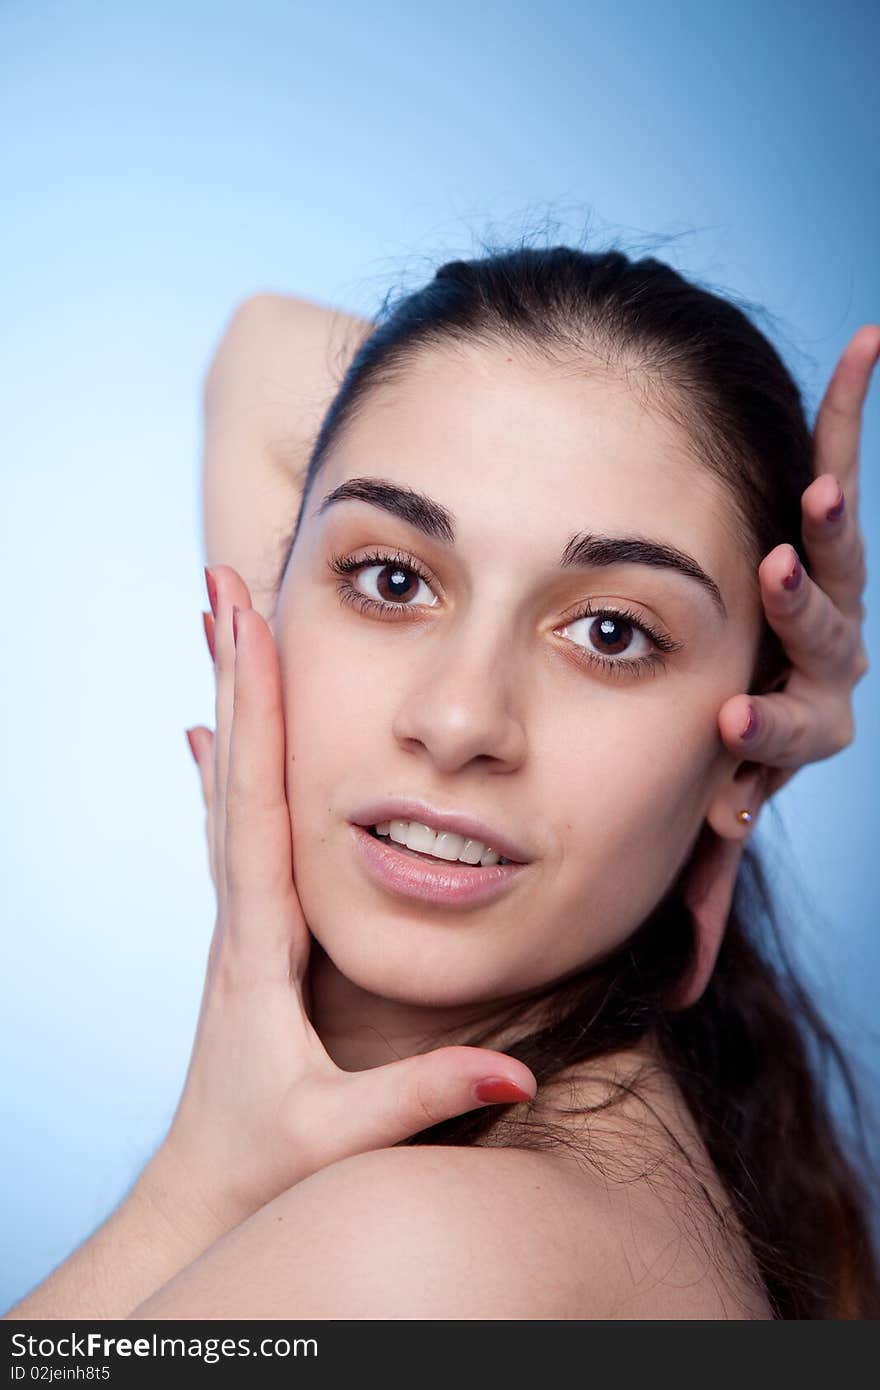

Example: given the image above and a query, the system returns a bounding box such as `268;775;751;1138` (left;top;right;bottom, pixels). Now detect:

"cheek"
279;620;368;805
545;673;723;839
275;621;372;944
528;689;721;970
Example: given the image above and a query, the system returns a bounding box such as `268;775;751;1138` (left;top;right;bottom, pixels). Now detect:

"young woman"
6;246;877;1320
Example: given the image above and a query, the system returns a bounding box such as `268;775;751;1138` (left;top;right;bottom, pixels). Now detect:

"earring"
736;809;753;825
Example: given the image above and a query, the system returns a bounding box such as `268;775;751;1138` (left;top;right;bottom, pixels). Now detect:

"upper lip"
349;797;534;865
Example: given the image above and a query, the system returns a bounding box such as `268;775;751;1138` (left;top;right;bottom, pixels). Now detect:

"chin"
307;914;527;1010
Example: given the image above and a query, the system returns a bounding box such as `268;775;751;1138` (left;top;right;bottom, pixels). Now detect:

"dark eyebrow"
314;476;727;619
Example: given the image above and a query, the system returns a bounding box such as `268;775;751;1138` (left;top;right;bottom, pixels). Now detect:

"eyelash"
327;548;681;680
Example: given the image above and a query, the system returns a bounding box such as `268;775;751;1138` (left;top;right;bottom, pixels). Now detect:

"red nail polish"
781;553;802;591
204;566;218;619
202;610;215;662
232;605;240;647
473;1077;534;1105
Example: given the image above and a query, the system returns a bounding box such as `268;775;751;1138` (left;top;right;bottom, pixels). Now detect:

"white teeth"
373;820;506;866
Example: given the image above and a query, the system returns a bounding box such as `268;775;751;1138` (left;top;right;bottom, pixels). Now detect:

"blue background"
2;0;878;1308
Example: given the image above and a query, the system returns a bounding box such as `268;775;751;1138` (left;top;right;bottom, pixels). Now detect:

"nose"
390;625;528;774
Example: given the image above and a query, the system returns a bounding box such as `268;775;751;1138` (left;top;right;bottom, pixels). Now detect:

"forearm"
201;292;373;623
2;1150;232;1321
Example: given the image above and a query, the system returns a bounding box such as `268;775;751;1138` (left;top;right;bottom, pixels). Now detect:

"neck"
303;942;691;1172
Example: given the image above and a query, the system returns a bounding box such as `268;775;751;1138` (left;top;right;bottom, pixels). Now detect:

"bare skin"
4;295;874;1322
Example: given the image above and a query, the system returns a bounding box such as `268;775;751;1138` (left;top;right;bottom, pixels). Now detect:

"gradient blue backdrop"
2;0;878;1309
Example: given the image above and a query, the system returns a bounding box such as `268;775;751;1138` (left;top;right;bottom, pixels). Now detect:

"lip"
348;796;533;865
350;824;529;907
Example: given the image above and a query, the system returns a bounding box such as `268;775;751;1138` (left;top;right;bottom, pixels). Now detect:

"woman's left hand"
674;323;878;1008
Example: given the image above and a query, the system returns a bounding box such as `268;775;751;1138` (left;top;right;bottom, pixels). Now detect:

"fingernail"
232;604;240;647
185;728;199;765
741;704;760;741
825;487;845;523
204;566;218;619
781;552;803;591
202;610;215;662
473;1077;534;1105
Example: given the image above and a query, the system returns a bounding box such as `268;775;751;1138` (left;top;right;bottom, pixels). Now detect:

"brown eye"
359;560;437;607
328;550;679;680
589;614;637;655
562;610;653;663
328;549;440;614
371;562;425;604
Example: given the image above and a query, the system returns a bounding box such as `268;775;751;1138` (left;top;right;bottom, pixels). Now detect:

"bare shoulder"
128;1143;771;1321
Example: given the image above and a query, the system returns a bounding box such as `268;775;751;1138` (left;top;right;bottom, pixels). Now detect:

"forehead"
320;344;752;602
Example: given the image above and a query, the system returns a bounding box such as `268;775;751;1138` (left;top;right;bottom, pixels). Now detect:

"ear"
667;760;771;1010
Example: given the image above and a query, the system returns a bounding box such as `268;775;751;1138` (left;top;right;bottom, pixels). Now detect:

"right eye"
328;549;440;617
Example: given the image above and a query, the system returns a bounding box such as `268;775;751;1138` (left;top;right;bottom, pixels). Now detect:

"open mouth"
364;824;511;867
351;822;525;906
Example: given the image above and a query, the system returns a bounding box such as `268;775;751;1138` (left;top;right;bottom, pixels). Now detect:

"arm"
3;292;376;1321
201;292;374;622
2;1149;230;1320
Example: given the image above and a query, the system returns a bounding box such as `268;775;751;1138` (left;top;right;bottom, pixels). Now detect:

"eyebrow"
314;476;727;619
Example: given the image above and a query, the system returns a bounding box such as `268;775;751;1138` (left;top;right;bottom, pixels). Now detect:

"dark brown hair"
280;242;879;1318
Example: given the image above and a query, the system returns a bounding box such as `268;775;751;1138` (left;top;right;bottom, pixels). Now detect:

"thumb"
320;1046;539;1158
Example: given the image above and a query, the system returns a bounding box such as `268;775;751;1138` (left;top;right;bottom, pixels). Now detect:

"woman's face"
274;343;763;1009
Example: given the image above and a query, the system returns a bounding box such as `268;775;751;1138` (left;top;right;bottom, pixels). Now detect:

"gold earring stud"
736;809;753;825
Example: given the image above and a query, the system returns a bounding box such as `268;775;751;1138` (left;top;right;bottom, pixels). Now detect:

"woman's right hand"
672;324;877;1011
166;564;537;1233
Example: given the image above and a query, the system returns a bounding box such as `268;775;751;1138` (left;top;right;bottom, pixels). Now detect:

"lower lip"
349;824;529;906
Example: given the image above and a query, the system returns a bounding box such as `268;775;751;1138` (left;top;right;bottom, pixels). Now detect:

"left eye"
559;609;654;661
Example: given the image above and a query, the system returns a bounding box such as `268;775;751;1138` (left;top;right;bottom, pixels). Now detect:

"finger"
812;324;880;510
309;1046;539;1158
186;725;215;810
205;565;255;916
762;764;796;799
718;685;850;772
202;610;216;663
799;474;867;621
756;543;858;681
224;604;302;969
186;725;217;887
